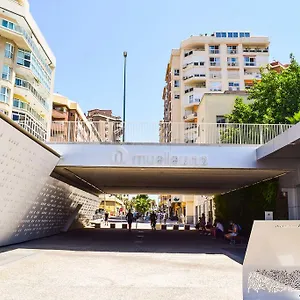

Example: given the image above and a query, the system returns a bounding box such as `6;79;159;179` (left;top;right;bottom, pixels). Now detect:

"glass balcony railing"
183;73;206;81
1;18;52;76
245;62;256;67
15;77;49;110
243;48;269;53
227;62;239;67
244;71;261;79
209;49;220;54
227;49;238;54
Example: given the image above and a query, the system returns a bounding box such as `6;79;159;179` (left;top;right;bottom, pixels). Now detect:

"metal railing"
198;123;292;144
49;121;293;145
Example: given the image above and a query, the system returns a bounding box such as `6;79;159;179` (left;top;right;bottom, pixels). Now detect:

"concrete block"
95;223;101;229
122;224;127;229
110;223;116;229
161;224;167;230
173;225;179;230
184;224;190;230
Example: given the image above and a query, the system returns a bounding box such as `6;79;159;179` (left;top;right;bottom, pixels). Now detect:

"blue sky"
30;0;300;142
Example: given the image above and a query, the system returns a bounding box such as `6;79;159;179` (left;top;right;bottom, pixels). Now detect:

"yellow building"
99;194;125;217
0;0;56;141
51;93;101;142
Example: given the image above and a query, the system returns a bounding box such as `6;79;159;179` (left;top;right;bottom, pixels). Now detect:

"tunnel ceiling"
52;166;286;195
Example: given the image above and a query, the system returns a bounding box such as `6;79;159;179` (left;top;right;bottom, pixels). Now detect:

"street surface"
0;229;244;300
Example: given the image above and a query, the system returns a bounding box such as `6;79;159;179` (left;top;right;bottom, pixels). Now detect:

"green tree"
134;194;152;216
227;55;300;124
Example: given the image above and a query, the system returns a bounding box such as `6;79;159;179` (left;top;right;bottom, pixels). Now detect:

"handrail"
0;112;60;157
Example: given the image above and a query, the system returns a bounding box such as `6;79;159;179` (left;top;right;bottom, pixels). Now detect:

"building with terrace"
0;0;56;141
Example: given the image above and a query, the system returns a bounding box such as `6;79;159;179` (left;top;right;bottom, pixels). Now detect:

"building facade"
87;109;122;143
160;31;269;223
0;0;56;141
161;31;269;144
51;93;101;142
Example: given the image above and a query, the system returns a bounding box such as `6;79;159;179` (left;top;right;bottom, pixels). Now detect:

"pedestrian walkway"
0;229;243;300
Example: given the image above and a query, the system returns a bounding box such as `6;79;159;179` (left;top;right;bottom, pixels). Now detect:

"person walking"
104;211;109;226
150;211;157;230
126;209;134;232
200;213;206;235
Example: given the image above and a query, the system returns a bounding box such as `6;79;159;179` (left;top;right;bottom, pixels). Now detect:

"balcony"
209;72;222;79
0;19;28;50
228;87;240;92
15;78;49;111
184;98;201;109
209;49;220;54
183;49;206;64
209;87;222;92
183;61;205;70
183;73;206;85
227;49;238;55
227;62;239;68
183;112;197;122
244;71;261;80
228;72;240;79
243;47;269;53
244;62;256;67
209;62;221;67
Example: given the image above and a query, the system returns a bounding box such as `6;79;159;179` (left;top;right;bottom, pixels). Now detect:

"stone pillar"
186;201;194;224
285;187;300;220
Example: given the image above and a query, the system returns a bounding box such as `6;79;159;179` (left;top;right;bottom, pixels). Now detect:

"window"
12;113;19;121
227;57;239;66
209;82;222;91
0;86;10;103
244;57;256;66
245;32;250;37
15;77;28;88
209;57;220;66
240;32;245;38
174;69;180;76
5;43;14;59
17;49;31;68
228;32;233;38
228;82;240;91
174;94;180;99
227;45;238;54
13;98;20;108
229;82;240;87
189;95;194;103
2;65;12;81
174;80;180;87
184;50;193;57
216;32;221;38
216;115;226;124
2;19;15;30
233;32;238;38
221;32;226;37
209;45;220;54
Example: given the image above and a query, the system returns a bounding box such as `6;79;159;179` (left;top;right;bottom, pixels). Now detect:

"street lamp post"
122;51;127;142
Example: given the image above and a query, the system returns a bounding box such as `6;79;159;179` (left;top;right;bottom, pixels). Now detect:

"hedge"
214;178;287;236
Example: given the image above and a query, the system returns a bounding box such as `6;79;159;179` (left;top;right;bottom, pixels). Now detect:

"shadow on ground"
0;228;246;264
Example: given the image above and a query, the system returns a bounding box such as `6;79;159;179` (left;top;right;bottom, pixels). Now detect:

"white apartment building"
161;31;269;144
0;0;56;141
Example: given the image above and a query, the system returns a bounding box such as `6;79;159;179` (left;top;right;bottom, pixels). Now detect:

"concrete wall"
197;93;249;123
0;116;99;247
